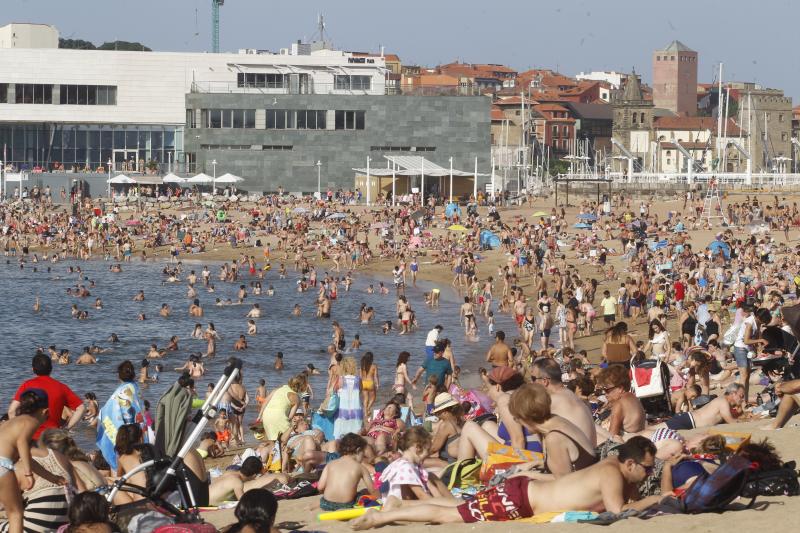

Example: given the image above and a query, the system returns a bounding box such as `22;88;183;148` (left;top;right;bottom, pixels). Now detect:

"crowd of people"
0;185;799;532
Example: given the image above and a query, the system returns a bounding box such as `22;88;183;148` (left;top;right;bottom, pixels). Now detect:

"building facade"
184;93;490;192
744;89;793;171
611;72;654;172
652;40;698;116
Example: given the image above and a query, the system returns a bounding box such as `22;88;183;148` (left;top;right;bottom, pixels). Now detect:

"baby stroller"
106;358;243;531
630;358;673;419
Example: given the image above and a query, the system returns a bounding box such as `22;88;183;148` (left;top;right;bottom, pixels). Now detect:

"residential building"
533;103;576;154
652;40;698;116
653;116;742;173
576;71;627;90
563;102;613;156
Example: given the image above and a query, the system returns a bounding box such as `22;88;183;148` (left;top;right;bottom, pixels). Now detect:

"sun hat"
431;392;459;414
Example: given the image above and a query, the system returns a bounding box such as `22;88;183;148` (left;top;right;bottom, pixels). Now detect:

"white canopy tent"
106;174;136;198
187;173;214;184
215;173;243;184
162;173;186;184
353;155;487;205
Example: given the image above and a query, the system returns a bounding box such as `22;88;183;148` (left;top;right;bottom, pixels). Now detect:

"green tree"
58;38;96;50
548;159;570;176
97;41;152;52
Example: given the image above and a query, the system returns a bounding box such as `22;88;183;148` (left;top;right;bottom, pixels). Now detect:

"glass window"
89;149;100;166
222;110;232;128
77;85;87;105
355;111;365;130
297;110;307;129
209;109;221;128
335;75;350;90
151;130;163;151
275;110;286;129
0;83;6;104
335;110;344;129
244;109;255;129
96;86;107;105
107;86;117;105
163;129;175;149
266;110;276;129
138;131;149;151
126;130;138;149
67;85;77;105
352;76;371;91
233;109;244;129
306;110;316;130
317;110;326;129
345;111;354;129
87;86;97;105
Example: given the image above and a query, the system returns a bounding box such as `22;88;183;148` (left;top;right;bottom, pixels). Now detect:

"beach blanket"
480;442;543;482
97;381;145;470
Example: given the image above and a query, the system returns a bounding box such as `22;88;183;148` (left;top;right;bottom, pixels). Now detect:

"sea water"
0;258;519;448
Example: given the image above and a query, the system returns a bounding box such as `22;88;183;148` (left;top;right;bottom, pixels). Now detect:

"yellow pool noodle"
318;507;373;521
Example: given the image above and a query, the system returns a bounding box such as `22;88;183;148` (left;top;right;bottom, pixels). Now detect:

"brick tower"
652;40;698;116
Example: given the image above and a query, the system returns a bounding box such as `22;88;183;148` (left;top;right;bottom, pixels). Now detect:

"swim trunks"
456;476;534;523
665;411;695;431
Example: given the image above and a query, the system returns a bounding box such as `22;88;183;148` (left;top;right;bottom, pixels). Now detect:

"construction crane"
212;0;224;53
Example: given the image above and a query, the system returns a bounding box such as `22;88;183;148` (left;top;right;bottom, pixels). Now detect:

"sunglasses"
636;461;655;475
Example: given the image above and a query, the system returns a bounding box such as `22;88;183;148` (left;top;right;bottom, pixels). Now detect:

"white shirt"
425;328;440;347
734;315;757;349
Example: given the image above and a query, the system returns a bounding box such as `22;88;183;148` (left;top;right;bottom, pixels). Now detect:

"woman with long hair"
601;321;637;365
360;352;379;419
333;357;363;438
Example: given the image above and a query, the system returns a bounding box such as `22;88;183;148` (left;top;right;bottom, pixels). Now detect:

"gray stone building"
611;72;654;172
743;88;793;172
184;93;491;193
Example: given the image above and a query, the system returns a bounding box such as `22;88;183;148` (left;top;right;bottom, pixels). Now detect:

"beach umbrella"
215;173;243;184
531;211;548;217
573;223;592;229
707;239;731;259
187;173;214;184
577;213;598;221
162;173;186;184
448;224;468;231
107;174;136;184
326;212;347;220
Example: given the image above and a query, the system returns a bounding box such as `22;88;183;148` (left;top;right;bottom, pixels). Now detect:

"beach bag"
741;462;800;497
722;322;742;346
441;459;482;489
480;441;543;483
680;455;755;513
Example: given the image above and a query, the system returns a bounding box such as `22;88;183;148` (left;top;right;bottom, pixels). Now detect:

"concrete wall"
184;93;491;193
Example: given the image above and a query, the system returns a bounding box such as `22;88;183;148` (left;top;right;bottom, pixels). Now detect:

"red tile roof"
491;106;505;121
654;116;741;136
535;103;569;112
494;96;536;107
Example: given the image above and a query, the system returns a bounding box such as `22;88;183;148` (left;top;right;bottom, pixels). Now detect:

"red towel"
634;367;652;387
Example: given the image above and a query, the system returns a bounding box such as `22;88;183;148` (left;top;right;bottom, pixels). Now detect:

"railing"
190;81;486;97
561;172;800;189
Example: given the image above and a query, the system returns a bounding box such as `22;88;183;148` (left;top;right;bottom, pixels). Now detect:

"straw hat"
431;392;459;414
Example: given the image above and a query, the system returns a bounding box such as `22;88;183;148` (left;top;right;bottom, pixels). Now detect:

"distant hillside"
59;38;151;52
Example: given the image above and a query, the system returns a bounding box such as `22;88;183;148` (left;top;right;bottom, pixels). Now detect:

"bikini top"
543;429;597;473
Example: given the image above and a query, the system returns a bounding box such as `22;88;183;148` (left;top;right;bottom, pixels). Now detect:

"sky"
4;0;800;100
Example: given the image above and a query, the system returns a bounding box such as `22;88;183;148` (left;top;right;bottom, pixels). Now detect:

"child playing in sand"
0;389;52;532
317;433;377;511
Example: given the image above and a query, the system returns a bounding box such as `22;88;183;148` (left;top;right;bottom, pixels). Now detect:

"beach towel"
480;442;543;483
97;381;145;470
333;375;363;439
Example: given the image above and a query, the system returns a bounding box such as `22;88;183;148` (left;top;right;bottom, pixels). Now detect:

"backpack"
681;455;755;513
741;461;800;498
441;458;482;490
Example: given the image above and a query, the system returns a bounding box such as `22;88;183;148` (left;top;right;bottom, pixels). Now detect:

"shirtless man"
531;358;596;443
208;456;286;505
132;290;145;301
486;331;513;368
246;304;261;318
189;299;203;317
233;335;248;351
513;296;527;333
351;437;664;528
75;347;97;365
656;382;745;431
159;304;171;318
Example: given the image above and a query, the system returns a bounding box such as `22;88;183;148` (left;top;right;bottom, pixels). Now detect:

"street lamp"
211;159;217;194
449;156;454;203
316;160;322;200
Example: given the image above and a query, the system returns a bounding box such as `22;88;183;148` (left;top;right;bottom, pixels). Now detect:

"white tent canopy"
187;173;214;183
162;173;186;183
353;155;487;176
215;173;243;183
107;174;136;184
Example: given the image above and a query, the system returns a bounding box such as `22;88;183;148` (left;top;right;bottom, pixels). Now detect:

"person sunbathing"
351;436;666;528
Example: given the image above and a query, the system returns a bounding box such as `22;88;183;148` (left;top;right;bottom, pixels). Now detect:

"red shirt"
13;375;83;439
673;281;685;301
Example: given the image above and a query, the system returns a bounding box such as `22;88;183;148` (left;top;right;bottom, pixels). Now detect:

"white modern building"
576;70;627;90
0;23;386;173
